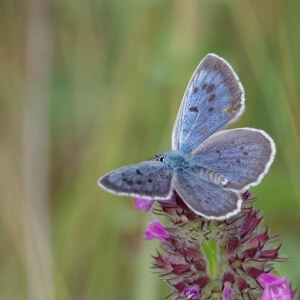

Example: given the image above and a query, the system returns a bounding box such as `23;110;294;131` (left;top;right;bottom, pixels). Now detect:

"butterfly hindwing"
172;54;245;153
98;161;173;200
173;172;242;220
190;128;276;190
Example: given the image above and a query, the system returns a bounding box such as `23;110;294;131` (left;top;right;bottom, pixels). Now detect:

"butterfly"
98;54;276;220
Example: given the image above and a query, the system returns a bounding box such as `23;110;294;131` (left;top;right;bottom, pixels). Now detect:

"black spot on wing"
208;107;214;112
202;83;207;90
189;106;198;112
206;84;215;93
193;87;198;94
209;94;216;101
160;173;168;179
136;169;143;175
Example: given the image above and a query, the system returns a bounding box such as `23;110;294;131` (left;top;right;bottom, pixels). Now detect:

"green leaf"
201;239;218;279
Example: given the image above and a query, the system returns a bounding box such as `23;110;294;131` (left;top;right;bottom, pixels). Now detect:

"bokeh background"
0;0;299;299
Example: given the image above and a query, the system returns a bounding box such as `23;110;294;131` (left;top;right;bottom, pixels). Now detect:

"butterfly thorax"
162;151;191;171
162;150;228;187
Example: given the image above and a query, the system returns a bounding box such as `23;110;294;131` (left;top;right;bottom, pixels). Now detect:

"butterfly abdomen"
193;166;228;186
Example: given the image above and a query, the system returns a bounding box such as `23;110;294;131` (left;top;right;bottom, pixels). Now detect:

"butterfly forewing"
172;54;245;154
173;172;242;220
98;161;173;200
191;128;276;190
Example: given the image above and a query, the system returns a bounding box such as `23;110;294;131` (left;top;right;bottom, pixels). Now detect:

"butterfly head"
154;153;165;162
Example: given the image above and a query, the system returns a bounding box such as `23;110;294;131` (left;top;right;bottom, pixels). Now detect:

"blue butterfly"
98;54;276;220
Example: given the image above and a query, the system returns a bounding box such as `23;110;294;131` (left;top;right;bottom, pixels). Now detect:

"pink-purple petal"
135;195;177;212
158;195;177;205
144;219;169;242
222;282;236;300
257;273;291;300
134;198;154;212
182;286;200;299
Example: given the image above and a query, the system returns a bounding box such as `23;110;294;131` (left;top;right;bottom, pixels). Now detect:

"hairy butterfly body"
98;54;275;220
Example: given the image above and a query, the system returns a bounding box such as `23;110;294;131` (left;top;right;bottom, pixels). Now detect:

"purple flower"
182;286;200;299
257;273;291;300
222;282;236;300
135;195;177;212
134;198;154;212
144;219;169;242
151;193;289;299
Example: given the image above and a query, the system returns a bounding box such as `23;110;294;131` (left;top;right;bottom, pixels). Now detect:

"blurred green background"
0;0;299;299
